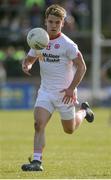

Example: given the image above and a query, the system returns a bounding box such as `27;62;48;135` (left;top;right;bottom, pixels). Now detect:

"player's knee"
34;121;44;132
63;127;74;134
34;122;38;131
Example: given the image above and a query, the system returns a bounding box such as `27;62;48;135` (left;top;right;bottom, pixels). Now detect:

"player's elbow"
83;63;87;73
81;62;87;74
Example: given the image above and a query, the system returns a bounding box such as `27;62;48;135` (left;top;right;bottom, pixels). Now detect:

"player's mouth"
51;30;56;32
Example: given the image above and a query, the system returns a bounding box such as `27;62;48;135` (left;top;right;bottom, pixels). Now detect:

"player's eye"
56;21;60;24
49;20;53;24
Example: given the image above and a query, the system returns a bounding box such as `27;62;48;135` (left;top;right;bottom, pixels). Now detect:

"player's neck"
49;32;61;40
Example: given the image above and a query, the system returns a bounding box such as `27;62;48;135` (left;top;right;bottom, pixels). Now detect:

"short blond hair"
45;4;66;20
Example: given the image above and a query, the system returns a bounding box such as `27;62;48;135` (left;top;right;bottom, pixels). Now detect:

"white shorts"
34;89;75;120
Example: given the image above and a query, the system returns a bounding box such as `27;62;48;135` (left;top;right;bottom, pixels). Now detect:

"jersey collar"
50;32;61;40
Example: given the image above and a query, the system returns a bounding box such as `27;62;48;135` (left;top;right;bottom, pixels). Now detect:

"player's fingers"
37;54;45;61
62;97;65;103
26;71;31;76
66;98;70;104
23;69;31;76
70;98;74;103
25;71;31;76
74;100;79;105
62;96;70;104
62;95;67;102
72;95;79;105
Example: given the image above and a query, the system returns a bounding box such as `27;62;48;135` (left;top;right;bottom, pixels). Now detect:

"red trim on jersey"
77;51;82;58
50;32;61;40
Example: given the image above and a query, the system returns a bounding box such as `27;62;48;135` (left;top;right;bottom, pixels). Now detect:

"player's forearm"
23;55;36;66
22;55;37;75
69;64;86;90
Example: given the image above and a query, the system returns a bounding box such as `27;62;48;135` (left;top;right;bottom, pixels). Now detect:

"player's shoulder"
61;33;77;47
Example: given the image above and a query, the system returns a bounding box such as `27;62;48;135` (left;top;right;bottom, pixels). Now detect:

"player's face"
45;15;64;38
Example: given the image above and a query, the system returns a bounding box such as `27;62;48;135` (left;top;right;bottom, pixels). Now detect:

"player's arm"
22;55;37;75
61;51;86;104
69;51;87;90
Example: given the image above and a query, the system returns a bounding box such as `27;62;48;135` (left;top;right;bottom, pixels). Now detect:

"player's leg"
21;107;52;171
60;102;94;134
21;90;54;171
58;104;76;134
33;107;51;162
73;102;94;130
61;119;76;134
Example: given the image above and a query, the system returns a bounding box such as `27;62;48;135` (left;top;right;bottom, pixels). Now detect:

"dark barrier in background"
0;82;36;109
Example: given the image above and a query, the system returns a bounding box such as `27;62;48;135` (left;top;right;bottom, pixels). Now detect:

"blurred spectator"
9;16;21;42
45;0;62;7
0;46;25;62
25;0;45;9
0;61;6;84
28;3;43;27
6;46;15;60
25;0;46;28
61;0;89;31
8;0;22;6
61;0;78;32
0;48;6;61
0;15;10;36
64;15;77;33
61;0;75;15
3;46;25;77
73;0;89;30
13;47;26;61
0;61;7;108
45;0;52;7
0;0;22;6
20;15;31;38
0;0;90;45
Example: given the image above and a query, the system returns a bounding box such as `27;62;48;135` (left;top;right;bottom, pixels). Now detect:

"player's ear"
61;20;64;28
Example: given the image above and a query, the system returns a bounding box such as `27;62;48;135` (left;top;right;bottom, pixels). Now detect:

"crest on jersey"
54;44;60;49
46;43;51;50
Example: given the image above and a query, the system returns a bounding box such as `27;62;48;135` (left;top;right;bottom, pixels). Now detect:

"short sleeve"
28;48;37;57
66;43;79;60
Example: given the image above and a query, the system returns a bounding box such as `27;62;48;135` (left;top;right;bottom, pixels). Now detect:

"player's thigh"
58;104;76;132
58;103;75;120
34;107;52;129
35;89;55;114
61;119;76;133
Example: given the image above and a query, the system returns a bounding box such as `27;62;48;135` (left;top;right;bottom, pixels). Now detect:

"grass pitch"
0;108;111;179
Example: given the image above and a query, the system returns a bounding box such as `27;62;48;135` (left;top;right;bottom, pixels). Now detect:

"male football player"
21;4;94;171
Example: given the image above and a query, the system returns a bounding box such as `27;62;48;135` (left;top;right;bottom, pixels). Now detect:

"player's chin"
50;30;57;35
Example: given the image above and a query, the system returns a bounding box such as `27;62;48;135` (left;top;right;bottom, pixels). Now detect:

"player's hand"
60;88;79;105
22;62;32;76
36;50;45;61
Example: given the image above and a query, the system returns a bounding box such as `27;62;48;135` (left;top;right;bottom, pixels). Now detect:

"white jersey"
28;33;79;93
